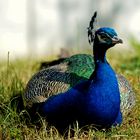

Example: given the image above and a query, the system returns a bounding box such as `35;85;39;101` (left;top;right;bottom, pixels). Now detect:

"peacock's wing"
24;54;94;107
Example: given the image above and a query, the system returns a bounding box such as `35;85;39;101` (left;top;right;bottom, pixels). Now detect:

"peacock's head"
87;12;123;50
94;27;123;49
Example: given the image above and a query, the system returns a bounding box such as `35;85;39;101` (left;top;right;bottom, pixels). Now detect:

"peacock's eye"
97;33;111;43
100;34;107;39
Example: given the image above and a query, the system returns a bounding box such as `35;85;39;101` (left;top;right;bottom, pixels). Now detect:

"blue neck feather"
87;44;122;127
93;47;107;63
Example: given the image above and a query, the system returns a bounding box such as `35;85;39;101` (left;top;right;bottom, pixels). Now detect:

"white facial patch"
112;36;119;42
97;34;106;43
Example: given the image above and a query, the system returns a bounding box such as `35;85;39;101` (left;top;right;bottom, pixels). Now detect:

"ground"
0;40;140;139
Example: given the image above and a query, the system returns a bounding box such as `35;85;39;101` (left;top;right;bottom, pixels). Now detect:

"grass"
0;42;140;139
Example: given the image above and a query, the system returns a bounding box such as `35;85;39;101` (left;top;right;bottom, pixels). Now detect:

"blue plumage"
36;26;123;131
96;27;117;37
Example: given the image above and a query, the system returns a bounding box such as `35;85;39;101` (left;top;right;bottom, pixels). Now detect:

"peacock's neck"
90;45;115;81
93;45;107;64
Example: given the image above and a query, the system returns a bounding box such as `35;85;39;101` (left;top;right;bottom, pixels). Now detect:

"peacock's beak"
112;36;123;44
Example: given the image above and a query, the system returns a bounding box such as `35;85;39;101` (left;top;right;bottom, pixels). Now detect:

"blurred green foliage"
130;37;140;56
120;38;140;75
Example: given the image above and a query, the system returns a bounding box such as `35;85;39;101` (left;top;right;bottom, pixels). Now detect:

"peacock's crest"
87;11;97;45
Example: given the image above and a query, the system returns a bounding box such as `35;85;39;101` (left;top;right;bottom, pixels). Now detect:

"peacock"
24;14;124;131
24;12;135;119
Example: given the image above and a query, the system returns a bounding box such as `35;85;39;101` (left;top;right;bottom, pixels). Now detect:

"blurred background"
0;0;140;60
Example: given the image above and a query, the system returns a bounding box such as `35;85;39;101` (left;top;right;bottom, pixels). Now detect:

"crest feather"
87;11;97;45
